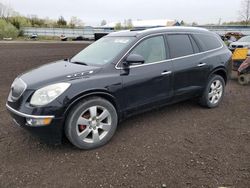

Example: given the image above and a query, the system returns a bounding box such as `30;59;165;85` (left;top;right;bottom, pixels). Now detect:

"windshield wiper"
70;60;88;66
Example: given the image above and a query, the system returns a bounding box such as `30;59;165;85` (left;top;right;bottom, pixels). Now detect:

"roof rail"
130;28;146;31
130;26;163;32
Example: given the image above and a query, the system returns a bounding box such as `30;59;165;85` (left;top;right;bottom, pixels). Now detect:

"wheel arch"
63;90;121;122
210;67;228;84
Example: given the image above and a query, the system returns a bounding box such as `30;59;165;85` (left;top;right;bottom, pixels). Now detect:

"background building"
103;19;180;28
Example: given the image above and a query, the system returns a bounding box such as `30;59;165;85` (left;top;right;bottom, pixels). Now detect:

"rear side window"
167;34;194;58
193;34;222;51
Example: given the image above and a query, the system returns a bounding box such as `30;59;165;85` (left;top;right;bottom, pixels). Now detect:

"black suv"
6;27;232;149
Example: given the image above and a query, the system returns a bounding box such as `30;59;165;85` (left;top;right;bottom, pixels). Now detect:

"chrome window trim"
115;32;224;69
10;78;27;101
6;104;55;119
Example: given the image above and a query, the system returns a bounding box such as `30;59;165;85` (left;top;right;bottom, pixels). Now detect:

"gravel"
0;43;249;188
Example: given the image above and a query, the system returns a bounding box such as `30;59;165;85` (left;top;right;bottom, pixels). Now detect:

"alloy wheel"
208;80;223;105
76;106;112;143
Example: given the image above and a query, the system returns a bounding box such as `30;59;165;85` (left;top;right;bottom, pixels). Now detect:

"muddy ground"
0;43;249;188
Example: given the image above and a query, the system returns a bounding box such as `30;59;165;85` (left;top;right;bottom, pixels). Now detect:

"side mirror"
123;54;145;66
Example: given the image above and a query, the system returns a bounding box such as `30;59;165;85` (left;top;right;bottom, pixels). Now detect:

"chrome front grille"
9;78;27;101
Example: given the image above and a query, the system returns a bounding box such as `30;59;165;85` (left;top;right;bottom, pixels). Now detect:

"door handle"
197;63;206;67
161;71;172;75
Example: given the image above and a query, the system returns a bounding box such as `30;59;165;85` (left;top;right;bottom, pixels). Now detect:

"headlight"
30;83;71;106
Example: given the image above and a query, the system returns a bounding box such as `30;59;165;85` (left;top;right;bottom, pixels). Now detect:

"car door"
166;34;209;99
119;35;174;112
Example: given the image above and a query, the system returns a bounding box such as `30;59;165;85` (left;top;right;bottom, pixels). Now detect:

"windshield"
238;36;250;42
71;36;135;65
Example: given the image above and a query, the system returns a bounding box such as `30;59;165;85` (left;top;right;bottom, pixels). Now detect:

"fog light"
26;118;52;126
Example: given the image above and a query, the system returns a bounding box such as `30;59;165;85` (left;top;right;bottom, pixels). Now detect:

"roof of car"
107;26;210;38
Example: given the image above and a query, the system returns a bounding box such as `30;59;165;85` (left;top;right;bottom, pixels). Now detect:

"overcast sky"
2;0;242;26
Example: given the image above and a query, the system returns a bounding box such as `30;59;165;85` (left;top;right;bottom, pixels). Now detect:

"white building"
103;19;178;28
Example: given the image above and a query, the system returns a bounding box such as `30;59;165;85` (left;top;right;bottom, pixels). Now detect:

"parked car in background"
30;33;38;40
6;27;232;149
60;35;68;41
72;36;84;41
225;32;244;41
229;36;250;52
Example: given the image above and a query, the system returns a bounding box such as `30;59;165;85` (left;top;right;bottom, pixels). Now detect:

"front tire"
65;97;118;149
199;75;225;108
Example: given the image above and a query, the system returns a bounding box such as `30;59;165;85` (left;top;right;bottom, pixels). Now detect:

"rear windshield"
193;34;222;51
71;36;135;66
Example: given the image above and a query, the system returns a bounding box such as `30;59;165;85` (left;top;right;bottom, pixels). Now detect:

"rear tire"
65;97;118;149
199;74;225;108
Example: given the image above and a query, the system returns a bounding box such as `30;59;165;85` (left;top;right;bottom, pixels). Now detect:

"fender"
209;66;228;84
63;89;120;118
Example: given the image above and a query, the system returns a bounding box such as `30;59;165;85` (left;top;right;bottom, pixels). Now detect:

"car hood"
230;42;250;46
19;60;101;89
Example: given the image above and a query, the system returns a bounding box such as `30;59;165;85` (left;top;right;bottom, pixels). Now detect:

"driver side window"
130;35;167;64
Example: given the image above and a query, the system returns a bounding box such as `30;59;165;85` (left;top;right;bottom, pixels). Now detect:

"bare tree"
100;20;107;26
126;19;133;29
123;19;133;29
69;16;84;28
0;2;7;17
57;16;67;27
0;2;17;18
114;22;122;30
192;22;198;26
0;2;10;18
239;0;250;25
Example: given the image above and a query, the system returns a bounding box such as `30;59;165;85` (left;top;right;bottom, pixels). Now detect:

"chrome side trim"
161;71;172;75
197;63;207;67
6;104;55;119
115;32;224;70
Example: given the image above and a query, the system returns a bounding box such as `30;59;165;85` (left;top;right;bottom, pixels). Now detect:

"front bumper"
6;104;64;144
6;103;55;120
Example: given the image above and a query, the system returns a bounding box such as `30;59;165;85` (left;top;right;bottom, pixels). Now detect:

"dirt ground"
0;43;249;188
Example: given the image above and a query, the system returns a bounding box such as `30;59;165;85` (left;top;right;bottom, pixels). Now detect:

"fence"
22;27;97;39
21;26;250;39
198;25;250;35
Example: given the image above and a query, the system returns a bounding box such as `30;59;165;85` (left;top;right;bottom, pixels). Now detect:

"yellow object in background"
232;48;248;60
